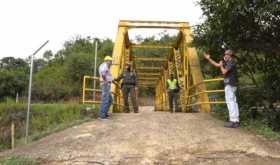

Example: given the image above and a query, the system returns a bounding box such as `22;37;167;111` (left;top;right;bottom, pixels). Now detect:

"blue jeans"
99;83;113;118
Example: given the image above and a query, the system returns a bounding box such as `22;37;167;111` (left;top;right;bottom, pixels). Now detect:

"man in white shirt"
98;56;113;119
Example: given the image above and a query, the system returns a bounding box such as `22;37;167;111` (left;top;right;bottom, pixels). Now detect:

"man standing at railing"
98;56;113;119
204;49;240;128
114;62;139;113
166;74;180;113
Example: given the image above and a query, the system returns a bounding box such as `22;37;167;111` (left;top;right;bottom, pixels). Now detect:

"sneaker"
106;114;112;118
224;121;240;128
224;121;235;128
98;117;109;120
233;122;240;128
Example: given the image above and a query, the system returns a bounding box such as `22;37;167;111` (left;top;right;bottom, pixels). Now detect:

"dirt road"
1;106;280;165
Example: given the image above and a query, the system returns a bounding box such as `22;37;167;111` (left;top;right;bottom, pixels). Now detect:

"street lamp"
25;40;49;144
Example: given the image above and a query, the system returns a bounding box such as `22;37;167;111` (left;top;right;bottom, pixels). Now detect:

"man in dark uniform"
114;62;139;113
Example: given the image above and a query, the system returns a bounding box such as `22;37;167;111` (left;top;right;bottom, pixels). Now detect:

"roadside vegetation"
0;101;97;151
195;0;280;139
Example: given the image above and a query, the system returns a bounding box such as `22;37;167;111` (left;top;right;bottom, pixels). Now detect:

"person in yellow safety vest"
166;74;180;113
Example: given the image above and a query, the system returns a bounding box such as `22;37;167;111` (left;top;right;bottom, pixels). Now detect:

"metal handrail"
186;101;226;107
187;90;224;98
82;75;123;106
188;78;224;90
186;78;226;107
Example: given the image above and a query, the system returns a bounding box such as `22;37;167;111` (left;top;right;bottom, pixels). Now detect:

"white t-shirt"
98;62;112;82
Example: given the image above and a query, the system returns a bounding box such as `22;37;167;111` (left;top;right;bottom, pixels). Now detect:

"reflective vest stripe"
167;79;177;90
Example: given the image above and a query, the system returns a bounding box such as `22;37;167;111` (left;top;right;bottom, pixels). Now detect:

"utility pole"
92;39;98;109
25;40;49;144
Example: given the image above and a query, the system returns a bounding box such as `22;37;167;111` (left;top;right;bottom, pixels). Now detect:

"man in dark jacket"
114;62;139;113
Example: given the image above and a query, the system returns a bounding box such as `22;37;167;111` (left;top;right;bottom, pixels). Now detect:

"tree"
0;57;28;100
32;64;72;101
193;0;280;106
43;50;53;62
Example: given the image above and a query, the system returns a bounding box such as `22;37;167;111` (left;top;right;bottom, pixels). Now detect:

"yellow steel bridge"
82;20;225;112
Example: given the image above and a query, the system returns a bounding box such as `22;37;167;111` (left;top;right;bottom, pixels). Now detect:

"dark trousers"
168;90;179;112
122;85;138;113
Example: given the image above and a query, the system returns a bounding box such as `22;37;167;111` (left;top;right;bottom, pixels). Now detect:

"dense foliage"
194;0;280;131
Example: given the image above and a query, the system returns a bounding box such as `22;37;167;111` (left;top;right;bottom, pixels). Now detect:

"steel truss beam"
136;66;162;70
136;73;161;76
130;44;173;49
138;77;159;80
119;20;189;29
132;56;168;62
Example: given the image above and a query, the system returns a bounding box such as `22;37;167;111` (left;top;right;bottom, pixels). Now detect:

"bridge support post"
111;26;128;112
182;29;211;112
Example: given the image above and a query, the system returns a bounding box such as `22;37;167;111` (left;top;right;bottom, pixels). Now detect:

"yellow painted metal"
119;20;189;29
82;20;225;114
138;77;159;80
182;28;211;112
138;82;157;85
163;69;169;111
132;56;168;62
83;100;101;104
111;26;128;112
82;76;101;104
82;76;122;105
136;66;162;70
203;78;224;82
189;78;224;90
138;81;157;83
137;73;161;76
186;101;226;107
160;75;164;111
84;88;101;92
82;76;123;107
173;48;187;112
84;75;99;80
188;90;225;98
131;44;173;49
82;76;86;104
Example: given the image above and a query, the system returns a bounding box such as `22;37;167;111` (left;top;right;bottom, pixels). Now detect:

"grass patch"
0;103;99;151
0;156;38;165
211;104;280;140
242;120;280;140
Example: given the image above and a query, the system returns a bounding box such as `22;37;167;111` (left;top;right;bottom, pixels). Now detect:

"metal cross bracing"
82;20;226;113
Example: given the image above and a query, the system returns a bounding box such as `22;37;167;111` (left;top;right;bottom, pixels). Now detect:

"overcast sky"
0;0;203;59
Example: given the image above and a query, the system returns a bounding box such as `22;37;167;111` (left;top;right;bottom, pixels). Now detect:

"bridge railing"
186;78;226;110
82;75;123;110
